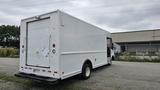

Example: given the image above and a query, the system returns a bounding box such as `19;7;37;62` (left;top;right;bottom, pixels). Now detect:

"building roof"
112;29;160;43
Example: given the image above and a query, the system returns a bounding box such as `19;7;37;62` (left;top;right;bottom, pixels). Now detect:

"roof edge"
112;29;160;34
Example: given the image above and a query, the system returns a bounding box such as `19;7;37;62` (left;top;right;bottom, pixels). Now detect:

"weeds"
0;73;32;85
0;73;91;90
115;52;160;62
0;48;18;57
116;54;160;62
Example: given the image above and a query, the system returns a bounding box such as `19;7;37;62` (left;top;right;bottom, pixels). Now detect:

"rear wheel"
112;56;115;60
81;63;91;79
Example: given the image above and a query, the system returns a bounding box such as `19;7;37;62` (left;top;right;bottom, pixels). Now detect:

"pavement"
0;58;19;75
0;58;160;90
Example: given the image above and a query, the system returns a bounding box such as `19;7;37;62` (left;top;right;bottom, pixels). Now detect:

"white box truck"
15;10;113;82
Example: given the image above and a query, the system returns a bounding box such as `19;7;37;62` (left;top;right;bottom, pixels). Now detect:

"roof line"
112;29;160;34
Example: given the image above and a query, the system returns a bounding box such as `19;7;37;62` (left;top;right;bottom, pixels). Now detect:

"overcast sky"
0;0;160;32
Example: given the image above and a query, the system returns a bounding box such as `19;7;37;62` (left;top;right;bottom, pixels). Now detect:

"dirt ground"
0;58;160;90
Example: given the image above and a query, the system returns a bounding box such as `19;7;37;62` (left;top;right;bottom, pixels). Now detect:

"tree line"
0;25;20;48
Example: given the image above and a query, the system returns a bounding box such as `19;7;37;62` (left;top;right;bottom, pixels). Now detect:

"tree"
0;25;20;48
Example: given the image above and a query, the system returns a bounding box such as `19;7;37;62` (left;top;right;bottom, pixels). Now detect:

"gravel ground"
0;58;160;90
0;58;19;75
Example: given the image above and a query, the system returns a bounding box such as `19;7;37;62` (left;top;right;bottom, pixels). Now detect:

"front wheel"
81;63;91;79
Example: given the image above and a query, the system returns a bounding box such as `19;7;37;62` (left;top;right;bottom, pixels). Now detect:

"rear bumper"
15;72;58;82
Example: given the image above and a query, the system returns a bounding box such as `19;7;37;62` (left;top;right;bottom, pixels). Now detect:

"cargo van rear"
15;10;113;82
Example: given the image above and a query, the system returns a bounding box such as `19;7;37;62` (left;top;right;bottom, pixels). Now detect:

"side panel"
59;12;110;79
60;53;107;79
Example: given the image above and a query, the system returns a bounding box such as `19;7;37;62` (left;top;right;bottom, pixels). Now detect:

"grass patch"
64;87;91;90
0;48;19;57
0;73;32;85
0;73;91;90
116;56;160;63
115;52;160;62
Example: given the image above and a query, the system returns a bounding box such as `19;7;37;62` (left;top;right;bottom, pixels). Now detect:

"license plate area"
33;69;40;73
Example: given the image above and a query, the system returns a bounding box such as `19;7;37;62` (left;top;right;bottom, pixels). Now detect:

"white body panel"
19;10;111;80
27;18;51;67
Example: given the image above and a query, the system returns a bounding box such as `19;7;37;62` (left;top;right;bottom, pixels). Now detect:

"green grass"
116;56;160;63
0;73;91;90
0;48;19;57
0;73;32;85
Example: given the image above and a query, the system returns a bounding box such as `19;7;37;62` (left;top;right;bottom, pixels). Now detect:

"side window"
107;47;111;57
107;38;112;48
107;37;112;57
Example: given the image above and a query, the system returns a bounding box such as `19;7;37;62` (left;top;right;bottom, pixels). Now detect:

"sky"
0;0;160;32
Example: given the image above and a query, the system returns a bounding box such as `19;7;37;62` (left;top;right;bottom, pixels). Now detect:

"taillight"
22;45;24;48
54;71;58;73
52;49;56;54
22;45;24;53
52;44;56;48
48;70;52;73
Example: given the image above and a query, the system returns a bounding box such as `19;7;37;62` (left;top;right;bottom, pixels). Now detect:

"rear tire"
112;56;115;60
81;63;91;79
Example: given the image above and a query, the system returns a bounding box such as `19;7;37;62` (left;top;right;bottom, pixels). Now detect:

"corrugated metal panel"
112;29;160;43
154;30;160;40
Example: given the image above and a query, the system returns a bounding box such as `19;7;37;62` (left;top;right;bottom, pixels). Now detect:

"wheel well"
112;56;115;60
83;60;93;69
